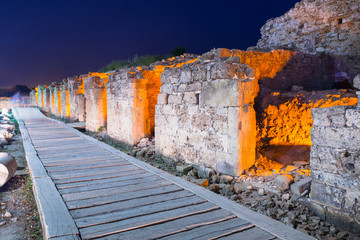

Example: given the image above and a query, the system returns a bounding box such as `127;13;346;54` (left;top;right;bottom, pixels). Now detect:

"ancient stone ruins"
29;0;359;233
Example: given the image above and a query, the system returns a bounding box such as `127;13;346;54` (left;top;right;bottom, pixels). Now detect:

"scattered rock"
0;221;6;226
194;179;209;187
136;149;147;158
285;165;298;172
290;177;311;195
274;174;294;191
219;174;233;184
258;188;265;196
3;211;12;218
176;165;193;175
282;193;290;200
194;166;214;179
211;174;220;184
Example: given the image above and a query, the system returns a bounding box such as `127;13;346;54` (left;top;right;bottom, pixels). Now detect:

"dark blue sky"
0;0;300;88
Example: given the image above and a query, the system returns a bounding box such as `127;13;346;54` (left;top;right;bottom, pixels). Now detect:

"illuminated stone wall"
107;55;197;146
258;90;358;147
68;76;84;121
215;48;335;91
155;55;258;176
54;85;62;116
84;75;107;132
60;82;70;118
256;0;360;86
43;87;51;112
37;85;45;109
307;104;360;233
29;89;37;107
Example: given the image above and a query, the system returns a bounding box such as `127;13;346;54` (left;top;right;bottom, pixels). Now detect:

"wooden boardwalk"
14;108;312;240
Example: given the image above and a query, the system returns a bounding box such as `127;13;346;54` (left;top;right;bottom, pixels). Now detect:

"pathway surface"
14;107;312;240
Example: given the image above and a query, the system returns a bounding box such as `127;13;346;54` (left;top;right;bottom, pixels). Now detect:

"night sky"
0;0;300;88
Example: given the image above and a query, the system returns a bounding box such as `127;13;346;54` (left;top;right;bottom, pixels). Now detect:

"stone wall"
258;90;358;147
37;85;45;109
68;76;84;121
155;56;258;176
29;89;37;107
60;82;70;118
214;48;335;91
107;55;197;146
43;87;50;112
256;0;360;85
84;76;108;132
54;85;62;116
307;104;360;233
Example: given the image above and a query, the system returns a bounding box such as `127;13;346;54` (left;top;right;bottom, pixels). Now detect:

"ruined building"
29;0;359;233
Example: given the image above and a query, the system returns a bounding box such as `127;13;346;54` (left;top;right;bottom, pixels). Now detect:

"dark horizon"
1;0;300;89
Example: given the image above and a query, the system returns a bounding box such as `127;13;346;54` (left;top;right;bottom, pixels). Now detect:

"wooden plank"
59;175;161;194
215;226;275;240
66;184;182;209
42;155;119;166
159;217;251;240
46;160;130;173
37;147;104;158
43;156;121;167
31;176;79;238
76;195;207;228
70;190;193;219
35;143;96;152
48;234;80;240
57;171;152;190
62;178;170;201
39;151;113;161
80;202;219;239
94;209;235;240
53;169;146;185
49;165;140;180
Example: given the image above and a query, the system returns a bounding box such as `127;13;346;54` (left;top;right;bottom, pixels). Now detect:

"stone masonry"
256;0;360;86
155;55;258;176
308;103;360;233
107;55;197;146
84;76;107;132
60;81;70;118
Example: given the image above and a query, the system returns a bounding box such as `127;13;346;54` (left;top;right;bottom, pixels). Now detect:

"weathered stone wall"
43;87;50;112
84;76;107;132
308;105;360;233
37;85;45;109
258;90;358;147
68;76;84;121
29;89;37;107
215;48;335;91
54;85;61;116
155;56;258;176
60;82;70;118
107;55;197;146
256;0;360;85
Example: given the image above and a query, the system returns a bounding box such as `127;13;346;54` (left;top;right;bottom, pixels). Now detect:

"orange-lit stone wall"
68;76;84;121
258;90;358;147
107;55;197;146
84;75;108;132
155;53;258;176
60;83;70;118
43;87;51;112
37;85;45;109
215;48;335;91
29;89;37;107
49;85;57;114
54;85;62;116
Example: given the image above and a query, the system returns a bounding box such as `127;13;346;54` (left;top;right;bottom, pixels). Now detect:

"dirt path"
0;133;42;239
